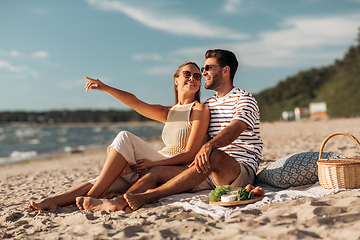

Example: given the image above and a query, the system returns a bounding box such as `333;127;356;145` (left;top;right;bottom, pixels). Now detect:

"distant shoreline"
0;120;164;127
0;122;164;167
0;137;165;168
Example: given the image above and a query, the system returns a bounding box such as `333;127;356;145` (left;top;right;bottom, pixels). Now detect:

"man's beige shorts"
190;161;255;192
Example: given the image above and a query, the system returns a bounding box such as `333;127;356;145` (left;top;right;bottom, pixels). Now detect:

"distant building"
309;102;329;120
294;107;309;121
282;111;295;121
281;102;329;122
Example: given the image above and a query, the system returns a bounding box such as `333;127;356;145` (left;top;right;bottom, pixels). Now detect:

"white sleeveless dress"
88;102;196;194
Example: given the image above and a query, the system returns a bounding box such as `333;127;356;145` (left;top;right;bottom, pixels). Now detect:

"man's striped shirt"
204;87;263;173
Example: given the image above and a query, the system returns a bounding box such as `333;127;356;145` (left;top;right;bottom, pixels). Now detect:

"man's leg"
207;149;241;186
125;149;241;210
76;165;188;211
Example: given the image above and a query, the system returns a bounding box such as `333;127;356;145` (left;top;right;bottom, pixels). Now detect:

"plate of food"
209;195;264;206
208;184;265;206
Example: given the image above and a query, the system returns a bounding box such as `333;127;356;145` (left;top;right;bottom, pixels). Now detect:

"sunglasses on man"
200;65;222;74
181;71;202;81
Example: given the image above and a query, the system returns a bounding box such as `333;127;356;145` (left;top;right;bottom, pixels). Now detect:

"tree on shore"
0;110;152;124
254;28;360;121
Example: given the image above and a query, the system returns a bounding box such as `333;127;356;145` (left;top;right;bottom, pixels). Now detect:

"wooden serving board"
209;195;264;206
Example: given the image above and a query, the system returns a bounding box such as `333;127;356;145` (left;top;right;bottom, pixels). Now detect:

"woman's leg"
85;147;128;198
76;131;167;211
75;165;188;212
29;147;127;210
29;182;93;210
29;131;140;211
29;147;128;211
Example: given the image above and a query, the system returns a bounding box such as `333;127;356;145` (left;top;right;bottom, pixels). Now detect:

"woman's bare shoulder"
193;102;209;111
192;102;210;119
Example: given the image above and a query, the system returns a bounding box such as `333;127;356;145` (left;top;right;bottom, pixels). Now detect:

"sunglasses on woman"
181;71;202;81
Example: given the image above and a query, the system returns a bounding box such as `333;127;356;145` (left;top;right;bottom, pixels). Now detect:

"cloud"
0;60;39;78
0;49;49;80
236;15;360;67
27;7;51;16
86;0;249;40
57;78;86;90
134;47;209;76
57;77;112;89
157;15;360;69
0;49;49;59
171;47;207;59
262;16;360;48
146;65;175;76
223;0;242;14
10;50;21;57
132;53;162;61
0;60;23;72
32;51;49;59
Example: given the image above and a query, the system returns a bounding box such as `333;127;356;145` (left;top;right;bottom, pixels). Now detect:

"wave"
0;122;163;165
0;150;38;165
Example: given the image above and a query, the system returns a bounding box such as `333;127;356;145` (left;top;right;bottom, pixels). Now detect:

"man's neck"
215;84;234;98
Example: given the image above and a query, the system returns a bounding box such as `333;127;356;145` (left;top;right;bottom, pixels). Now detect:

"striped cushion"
256;152;346;188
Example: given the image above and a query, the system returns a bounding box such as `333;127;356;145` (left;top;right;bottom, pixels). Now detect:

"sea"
0;122;163;166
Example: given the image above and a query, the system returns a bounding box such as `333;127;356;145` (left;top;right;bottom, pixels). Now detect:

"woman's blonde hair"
173;62;201;104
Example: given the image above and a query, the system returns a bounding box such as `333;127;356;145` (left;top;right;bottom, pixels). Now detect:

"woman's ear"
174;77;179;86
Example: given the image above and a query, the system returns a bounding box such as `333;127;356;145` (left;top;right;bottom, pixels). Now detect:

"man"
76;49;263;212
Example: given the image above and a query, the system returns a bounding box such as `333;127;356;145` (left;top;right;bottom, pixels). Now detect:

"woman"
29;62;209;211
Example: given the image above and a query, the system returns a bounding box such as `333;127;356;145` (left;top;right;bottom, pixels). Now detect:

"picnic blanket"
158;182;352;218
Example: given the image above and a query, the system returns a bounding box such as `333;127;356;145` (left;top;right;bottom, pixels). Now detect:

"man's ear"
223;66;230;75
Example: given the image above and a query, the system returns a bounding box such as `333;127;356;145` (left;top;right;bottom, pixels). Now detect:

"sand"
1;118;360;239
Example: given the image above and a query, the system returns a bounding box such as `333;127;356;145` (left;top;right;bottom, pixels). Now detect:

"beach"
1;117;360;239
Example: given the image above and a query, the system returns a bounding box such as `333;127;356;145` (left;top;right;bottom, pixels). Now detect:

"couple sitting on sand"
29;49;263;212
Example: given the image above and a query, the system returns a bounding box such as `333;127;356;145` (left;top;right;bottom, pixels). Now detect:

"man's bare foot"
28;198;57;211
124;193;150;211
76;196;131;212
122;205;134;214
76;196;85;210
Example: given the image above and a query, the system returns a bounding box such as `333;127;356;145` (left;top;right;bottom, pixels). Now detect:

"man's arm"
190;119;248;173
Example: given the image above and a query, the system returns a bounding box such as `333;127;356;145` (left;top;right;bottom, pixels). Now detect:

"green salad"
209;185;260;202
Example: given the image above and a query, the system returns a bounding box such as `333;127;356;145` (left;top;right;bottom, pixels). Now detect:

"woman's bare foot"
124;193;149;210
76;196;130;212
28;198;58;211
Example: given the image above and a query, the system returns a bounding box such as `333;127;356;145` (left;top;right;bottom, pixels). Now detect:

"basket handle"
319;132;360;160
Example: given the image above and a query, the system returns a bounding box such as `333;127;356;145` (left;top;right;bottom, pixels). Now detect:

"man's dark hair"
205;49;238;83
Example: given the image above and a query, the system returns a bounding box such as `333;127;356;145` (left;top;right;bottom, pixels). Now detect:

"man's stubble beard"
204;73;223;90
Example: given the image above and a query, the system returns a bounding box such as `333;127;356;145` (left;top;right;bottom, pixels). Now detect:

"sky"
1;0;360;111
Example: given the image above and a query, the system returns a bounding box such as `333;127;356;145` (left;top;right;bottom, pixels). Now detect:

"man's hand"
131;159;154;174
190;143;212;173
189;120;248;174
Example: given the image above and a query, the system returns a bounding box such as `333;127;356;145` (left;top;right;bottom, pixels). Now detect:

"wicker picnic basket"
317;132;360;189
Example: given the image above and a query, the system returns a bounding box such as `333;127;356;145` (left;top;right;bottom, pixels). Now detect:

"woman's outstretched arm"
84;76;170;123
131;103;210;173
